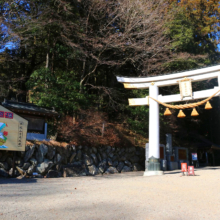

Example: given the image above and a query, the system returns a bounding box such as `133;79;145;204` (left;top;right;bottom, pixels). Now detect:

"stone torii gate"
116;65;220;176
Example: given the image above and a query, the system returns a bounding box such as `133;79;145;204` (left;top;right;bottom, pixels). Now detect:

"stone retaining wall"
0;142;145;178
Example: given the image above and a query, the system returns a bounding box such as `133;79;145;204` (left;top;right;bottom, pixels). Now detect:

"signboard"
160;146;165;159
166;133;172;153
0;106;28;151
178;149;187;160
179;78;192;100
188;166;195;176
181;163;187;172
170;155;175;162
191;153;198;161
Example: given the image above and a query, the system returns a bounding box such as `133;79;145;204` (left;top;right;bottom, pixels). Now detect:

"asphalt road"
1;167;220;220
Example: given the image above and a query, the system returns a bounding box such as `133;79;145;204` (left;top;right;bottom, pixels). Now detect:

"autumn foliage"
169;0;220;37
57;109;148;147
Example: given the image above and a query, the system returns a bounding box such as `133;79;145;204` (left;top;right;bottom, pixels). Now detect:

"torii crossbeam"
116;65;220;176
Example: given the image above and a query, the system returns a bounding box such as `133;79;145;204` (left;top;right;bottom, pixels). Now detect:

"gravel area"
0;167;220;220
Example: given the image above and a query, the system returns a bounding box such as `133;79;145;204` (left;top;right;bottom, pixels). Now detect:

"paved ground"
0;167;220;220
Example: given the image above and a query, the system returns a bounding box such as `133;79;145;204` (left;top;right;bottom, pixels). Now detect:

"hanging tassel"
191;108;199;116
177;110;186;118
205;101;212;110
164;108;172;116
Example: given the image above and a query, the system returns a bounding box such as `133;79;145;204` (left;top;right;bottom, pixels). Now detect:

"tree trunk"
46;53;49;69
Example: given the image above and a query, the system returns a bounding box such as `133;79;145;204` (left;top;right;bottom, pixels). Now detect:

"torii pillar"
146;84;163;176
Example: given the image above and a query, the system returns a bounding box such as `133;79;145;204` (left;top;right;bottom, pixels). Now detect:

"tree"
79;0;173;84
26;68;90;114
166;0;220;68
0;0;82;101
169;0;220;36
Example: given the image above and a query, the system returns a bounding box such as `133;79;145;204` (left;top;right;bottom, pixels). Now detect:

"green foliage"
164;7;217;72
46;118;58;137
126;90;149;136
166;12;195;53
26;68;91;114
166;9;218;57
1;0;220;145
127;108;149;136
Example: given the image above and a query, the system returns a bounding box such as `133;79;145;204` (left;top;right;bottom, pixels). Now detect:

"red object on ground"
181;163;187;172
3;131;8;136
188;166;195;176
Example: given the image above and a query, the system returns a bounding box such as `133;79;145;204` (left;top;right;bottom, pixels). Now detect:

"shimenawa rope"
149;89;220;109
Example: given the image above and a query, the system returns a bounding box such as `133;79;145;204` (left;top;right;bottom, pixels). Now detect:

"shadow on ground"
0;178;38;184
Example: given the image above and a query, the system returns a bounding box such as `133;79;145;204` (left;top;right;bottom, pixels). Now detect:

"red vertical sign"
188;166;195;176
181;163;187;172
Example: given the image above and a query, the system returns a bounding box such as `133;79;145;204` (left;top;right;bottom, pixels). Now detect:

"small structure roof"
210;144;220;150
188;132;220;150
2;100;59;117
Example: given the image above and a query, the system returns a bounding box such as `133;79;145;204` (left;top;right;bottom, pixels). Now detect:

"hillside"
56;109;148;148
54;105;220;149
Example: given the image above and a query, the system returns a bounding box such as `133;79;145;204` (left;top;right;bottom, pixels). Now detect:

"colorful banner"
0;106;28;151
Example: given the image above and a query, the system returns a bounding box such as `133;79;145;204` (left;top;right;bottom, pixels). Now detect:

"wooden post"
12;151;16;177
102;122;105;137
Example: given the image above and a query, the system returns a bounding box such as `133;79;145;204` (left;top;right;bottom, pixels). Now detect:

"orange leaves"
169;0;220;36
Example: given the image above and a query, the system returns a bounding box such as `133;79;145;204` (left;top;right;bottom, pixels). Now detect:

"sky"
0;42;18;53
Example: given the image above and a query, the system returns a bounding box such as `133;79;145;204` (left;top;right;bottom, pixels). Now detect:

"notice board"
0;105;28;151
178;149;187;160
191;153;198;161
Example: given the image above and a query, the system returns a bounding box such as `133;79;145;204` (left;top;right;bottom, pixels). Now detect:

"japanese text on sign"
17;122;23;147
179;78;193;100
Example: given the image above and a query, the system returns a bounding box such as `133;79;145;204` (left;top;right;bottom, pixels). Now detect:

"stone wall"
0;142;145;178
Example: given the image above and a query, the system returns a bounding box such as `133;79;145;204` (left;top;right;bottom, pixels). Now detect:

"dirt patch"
57;109;148;147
